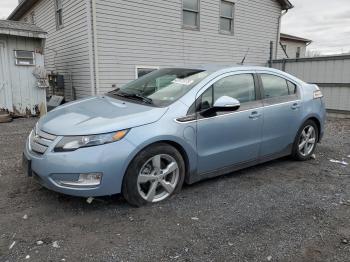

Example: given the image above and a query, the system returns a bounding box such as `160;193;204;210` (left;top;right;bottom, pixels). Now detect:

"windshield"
107;68;210;106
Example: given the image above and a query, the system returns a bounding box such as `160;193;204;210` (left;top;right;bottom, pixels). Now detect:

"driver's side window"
189;73;256;114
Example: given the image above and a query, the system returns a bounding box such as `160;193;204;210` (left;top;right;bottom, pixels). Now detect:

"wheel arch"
122;138;195;186
304;116;322;142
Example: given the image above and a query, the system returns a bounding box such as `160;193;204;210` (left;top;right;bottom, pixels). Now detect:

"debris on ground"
0;111;13;123
86;197;94;204
329;159;349;166
191;217;199;221
2;117;350;261
169;254;180;259
22;214;28;220
52;241;60;248
36;240;44;245
9;241;16;250
267;255;273;261
311;154;316;160
341;239;348;244
25;255;30;259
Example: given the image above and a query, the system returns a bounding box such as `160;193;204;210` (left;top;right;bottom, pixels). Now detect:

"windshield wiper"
107;88;120;95
115;91;153;104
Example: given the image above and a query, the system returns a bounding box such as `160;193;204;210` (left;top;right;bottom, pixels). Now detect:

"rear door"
258;72;303;157
196;72;264;174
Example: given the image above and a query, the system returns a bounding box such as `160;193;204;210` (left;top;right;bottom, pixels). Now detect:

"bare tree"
306;50;322;57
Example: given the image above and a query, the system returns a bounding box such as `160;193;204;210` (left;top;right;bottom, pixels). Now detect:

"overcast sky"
1;0;349;55
282;0;350;54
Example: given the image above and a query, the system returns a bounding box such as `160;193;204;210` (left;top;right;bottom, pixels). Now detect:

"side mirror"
213;96;240;111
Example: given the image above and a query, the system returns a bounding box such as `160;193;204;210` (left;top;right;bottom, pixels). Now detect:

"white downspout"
92;0;100;95
275;10;288;59
86;0;95;96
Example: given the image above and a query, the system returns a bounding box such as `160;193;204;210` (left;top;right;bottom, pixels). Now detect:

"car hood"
38;96;168;136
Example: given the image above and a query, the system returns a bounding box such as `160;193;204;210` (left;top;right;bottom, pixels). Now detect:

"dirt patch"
0;117;349;261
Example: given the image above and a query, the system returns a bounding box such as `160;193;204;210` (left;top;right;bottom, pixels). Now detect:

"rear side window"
287;80;297;94
260;74;289;98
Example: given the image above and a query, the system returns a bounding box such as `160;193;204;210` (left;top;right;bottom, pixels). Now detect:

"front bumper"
23;135;136;197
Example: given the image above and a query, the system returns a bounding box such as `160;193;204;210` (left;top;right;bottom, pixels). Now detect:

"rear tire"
292;120;319;161
122;143;185;207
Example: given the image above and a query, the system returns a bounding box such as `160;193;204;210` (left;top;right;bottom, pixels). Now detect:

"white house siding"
277;39;307;59
0;35;46;115
19;0;93;99
95;0;282;94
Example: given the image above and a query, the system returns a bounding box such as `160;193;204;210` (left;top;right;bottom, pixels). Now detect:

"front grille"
29;128;57;155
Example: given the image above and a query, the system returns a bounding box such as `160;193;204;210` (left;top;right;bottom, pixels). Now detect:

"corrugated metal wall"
272;55;350;112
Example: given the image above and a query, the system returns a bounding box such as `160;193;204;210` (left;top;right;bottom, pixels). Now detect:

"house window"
55;0;63;29
296;47;301;58
183;0;200;29
135;66;159;79
220;0;234;33
30;11;35;24
14;50;35;66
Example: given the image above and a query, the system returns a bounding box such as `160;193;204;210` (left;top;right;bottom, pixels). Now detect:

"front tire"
292;120;319;161
122;143;185;207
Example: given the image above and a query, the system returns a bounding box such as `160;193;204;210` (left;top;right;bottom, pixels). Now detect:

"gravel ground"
0;117;350;262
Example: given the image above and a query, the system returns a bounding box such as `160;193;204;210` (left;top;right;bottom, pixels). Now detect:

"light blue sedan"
23;66;326;206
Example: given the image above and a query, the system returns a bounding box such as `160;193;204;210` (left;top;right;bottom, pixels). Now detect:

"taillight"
313;86;323;99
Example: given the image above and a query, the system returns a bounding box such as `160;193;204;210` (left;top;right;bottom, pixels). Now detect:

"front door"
196;73;263;174
258;73;303;157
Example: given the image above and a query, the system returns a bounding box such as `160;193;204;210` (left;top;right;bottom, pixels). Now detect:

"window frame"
55;0;63;30
219;0;235;35
135;66;160;79
182;0;200;30
14;50;35;66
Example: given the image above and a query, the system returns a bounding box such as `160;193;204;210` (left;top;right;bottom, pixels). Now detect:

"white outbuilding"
0;19;46;116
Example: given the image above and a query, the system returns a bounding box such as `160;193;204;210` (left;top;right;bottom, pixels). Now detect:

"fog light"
59;173;102;187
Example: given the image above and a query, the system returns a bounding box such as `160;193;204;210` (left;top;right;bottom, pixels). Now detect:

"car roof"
168;64;304;85
167;64;286;74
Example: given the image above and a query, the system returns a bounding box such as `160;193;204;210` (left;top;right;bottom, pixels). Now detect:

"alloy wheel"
298;125;316;157
137;154;179;202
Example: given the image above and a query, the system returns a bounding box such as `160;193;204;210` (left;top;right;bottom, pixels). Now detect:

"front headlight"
54;129;129;152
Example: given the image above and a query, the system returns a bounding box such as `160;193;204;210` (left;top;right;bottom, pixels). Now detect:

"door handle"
291;103;300;110
249;111;262;119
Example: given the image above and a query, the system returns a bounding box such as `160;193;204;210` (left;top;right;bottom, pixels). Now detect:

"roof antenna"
240;48;250;65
